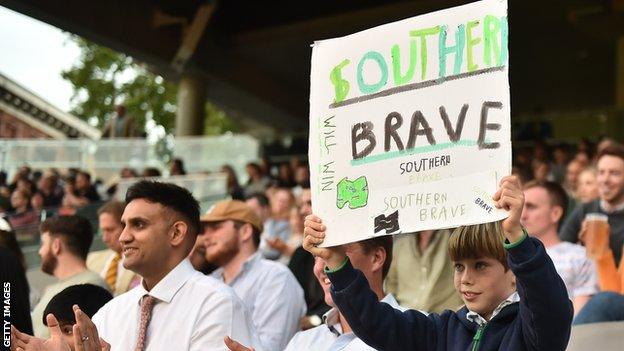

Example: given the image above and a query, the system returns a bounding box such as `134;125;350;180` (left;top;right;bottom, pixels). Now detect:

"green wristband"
324;257;349;273
503;227;529;249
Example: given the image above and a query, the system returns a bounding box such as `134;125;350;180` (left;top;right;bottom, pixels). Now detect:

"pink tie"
134;295;156;351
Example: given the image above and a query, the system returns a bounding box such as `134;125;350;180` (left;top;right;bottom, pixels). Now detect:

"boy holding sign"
303;175;573;350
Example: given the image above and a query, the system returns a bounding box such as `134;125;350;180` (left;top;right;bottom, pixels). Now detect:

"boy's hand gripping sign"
309;0;511;246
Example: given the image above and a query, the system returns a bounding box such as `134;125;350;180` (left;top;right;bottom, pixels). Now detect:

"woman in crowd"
576;167;599;204
8;189;40;235
221;165;245;200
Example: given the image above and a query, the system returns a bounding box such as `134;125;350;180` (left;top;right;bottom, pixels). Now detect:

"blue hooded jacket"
326;237;573;351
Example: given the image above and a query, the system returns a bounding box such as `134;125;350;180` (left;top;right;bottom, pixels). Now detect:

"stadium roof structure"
0;0;621;133
0;72;101;139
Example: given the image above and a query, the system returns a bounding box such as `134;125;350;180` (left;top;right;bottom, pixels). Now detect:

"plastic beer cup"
585;213;609;259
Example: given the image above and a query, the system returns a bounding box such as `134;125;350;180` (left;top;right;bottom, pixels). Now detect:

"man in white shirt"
90;181;260;351
225;235;403;351
201;200;306;351
87;201;139;295
522;180;598;315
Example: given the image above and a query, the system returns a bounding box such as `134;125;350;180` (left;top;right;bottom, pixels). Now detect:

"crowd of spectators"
3;136;624;350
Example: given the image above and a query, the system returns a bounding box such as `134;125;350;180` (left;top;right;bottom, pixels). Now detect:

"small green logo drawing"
336;176;369;209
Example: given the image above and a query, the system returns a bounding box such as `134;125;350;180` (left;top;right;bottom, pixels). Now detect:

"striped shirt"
546;242;599;298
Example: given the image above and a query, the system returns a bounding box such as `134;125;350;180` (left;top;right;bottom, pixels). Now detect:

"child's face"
453;257;516;320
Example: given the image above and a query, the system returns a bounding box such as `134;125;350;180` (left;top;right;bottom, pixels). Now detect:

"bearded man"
200;200;306;351
31;215;109;338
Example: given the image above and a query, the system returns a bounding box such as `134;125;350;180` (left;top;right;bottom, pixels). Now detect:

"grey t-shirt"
32;269;109;338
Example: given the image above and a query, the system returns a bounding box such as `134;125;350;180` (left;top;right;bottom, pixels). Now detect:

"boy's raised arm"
302;215;347;269
303;215;441;351
494;176;573;350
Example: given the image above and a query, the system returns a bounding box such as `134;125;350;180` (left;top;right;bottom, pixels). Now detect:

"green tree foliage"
62;36;236;135
205;101;237;135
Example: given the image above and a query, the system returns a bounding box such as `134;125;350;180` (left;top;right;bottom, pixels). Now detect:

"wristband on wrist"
503;227;529;249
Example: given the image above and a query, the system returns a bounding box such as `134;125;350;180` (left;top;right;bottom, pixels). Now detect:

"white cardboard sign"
309;0;511;246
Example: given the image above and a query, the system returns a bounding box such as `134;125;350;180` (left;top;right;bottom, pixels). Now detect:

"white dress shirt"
284;294;405;351
93;259;260;351
211;253;306;351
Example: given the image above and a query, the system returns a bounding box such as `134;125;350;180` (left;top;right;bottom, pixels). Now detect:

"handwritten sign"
309;0;511;247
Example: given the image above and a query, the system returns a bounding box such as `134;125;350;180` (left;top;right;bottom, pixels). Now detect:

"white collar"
211;252;262;283
323;294;400;336
466;291;519;326
134;258;195;305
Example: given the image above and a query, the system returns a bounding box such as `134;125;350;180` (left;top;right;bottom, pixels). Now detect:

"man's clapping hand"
10;305;109;351
224;336;254;351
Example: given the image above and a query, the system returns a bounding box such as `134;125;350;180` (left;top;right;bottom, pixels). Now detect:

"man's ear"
51;237;62;256
238;223;253;243
170;221;189;247
371;247;386;276
550;206;564;225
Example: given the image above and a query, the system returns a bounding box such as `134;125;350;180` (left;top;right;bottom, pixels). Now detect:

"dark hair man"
90;181;259;350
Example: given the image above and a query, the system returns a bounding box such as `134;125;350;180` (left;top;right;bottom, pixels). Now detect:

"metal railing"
3;138;242;269
7;172;229;269
0;134;259;184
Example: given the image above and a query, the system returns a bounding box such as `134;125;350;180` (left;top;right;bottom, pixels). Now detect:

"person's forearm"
511;238;573;350
327;261;435;351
